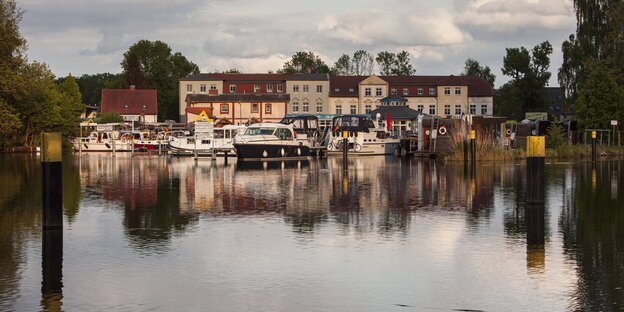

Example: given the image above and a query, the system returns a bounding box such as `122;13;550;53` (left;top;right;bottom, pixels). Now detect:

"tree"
497;41;553;120
0;98;21;148
375;51;415;76
352;50;374;75
461;58;496;87
57;75;85;137
0;0;27;104
222;68;241;74
574;64;624;129
95;111;124;124
121;40;199;121
69;73;123;105
278;51;330;74
332;54;352;76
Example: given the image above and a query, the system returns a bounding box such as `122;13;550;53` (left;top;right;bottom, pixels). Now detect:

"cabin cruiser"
72;130;132;152
233;123;311;161
168;125;246;155
326;114;400;155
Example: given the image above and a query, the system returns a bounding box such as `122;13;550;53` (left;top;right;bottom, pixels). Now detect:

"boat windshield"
244;127;275;135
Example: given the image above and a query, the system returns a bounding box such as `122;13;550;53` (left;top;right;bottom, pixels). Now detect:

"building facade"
179;73;493;124
101;86;158;122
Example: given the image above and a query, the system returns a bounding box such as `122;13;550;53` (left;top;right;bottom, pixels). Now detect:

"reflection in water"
3;155;624;310
41;229;63;312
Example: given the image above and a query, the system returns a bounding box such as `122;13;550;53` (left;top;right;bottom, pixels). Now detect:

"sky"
19;0;576;88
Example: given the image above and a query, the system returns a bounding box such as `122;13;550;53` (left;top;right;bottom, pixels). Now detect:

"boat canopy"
331;115;375;132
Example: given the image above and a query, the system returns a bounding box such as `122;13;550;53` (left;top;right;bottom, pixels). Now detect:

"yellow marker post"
342;131;348;171
591;131;597;162
469;130;476;172
526;135;545;246
41;132;63;229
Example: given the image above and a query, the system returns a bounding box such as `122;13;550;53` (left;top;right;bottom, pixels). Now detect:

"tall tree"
496;41;553;120
352;50;374;75
57;75;85;137
375;51;415;76
121;40;199;121
331;54;352;76
71;73;123;105
461;58;496;87
278;51;330;74
574;64;624;129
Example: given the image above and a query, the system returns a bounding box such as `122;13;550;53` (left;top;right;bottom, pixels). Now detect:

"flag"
387;112;391;131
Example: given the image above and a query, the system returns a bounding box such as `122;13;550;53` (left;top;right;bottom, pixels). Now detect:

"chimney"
130;85;136;90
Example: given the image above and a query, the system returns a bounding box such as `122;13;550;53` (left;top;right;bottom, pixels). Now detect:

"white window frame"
251;103;259;113
350;105;357;114
444;87;451;95
365;104;372;114
220;104;229;113
303;101;309;112
317;85;322;93
292;101;299;112
444;105;451;115
186;84;192;93
417;104;424;112
200;84;206;93
455;105;462;115
303;85;309;92
481;104;488;115
391;88;397;95
376;88;382;96
455;87;462;95
293;85;299;92
429;104;436;115
417;88;423;95
429;88;435;95
265;104;272;114
316;102;323;113
469;104;476;115
254;84;260;92
336;105;342;115
403;88;409;96
267;84;273;92
229;85;236;93
365;88;371;96
277;84;283;92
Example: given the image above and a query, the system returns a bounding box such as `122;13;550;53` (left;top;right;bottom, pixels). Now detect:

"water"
1;154;623;311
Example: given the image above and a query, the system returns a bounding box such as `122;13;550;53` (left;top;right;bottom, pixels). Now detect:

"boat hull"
233;143;310;161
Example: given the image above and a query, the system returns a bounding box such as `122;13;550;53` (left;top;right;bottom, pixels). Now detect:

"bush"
95;111;124;124
546;124;567;148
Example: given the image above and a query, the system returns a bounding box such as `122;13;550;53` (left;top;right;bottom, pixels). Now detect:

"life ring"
438;126;447;135
506;129;511;135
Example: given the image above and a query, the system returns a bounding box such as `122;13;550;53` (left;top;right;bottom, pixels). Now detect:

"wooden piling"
41;132;63;229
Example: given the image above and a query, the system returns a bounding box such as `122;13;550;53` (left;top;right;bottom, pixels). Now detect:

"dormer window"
349;88;355;92
124;104;129;109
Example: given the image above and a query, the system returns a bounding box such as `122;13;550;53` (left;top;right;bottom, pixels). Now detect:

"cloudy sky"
19;0;575;87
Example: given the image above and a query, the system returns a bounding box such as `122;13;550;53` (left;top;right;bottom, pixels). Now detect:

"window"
391;88;397;95
336;105;342;115
417;88;423;95
376;88;382;96
403;88;409;96
292;101;299;112
417;105;424;112
200;84;206;93
365;104;372;114
455;105;462;115
316;101;323;113
429;88;435;95
469;104;476;114
350;105;357;114
348;88;355;93
220;104;229;113
429;104;436;115
186;84;192;93
481;104;488;115
293;85;299;92
335;88;340;92
277;84;283;92
229;85;236;93
365;88;371;96
303;85;309;92
210;84;217;90
303;101;309;112
444;87;451;95
455;87;462;95
265;104;272;114
317;85;323;93
251;103;259;113
444;105;451;115
267;84;273;92
254;84;260;92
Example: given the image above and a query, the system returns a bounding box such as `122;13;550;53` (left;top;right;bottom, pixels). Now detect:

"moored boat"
326;114;400;155
168;125;246;155
233;123;311;161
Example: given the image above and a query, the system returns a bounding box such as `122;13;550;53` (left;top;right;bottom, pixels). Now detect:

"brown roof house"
101;85;158;122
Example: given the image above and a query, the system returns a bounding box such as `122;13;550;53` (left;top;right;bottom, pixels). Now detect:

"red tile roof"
101;88;157;115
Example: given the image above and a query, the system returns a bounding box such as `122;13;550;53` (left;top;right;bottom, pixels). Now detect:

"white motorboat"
233;123;312;161
326;115;400;155
168;125;246;155
72;130;132;152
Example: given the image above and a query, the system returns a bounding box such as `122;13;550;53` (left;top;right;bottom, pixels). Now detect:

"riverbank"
441;144;624;161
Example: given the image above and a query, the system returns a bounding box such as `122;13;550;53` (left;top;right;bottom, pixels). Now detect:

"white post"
112;139;116;157
131;120;135;157
417;114;424;152
79;125;82;157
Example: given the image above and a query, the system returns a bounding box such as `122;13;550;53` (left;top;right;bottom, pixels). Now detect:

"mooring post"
112;139;116;158
526;136;545;246
41;132;63;229
470;130;476;162
41;227;63;311
591;131;597;163
158;139;162;156
342;130;348;172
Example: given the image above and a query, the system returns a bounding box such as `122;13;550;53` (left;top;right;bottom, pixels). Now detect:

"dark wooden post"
41;133;63;229
342;130;348;172
591;131;597;163
526;136;545;246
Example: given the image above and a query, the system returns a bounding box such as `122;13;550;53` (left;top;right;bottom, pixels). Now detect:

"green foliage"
121;39;199;121
545;124;567;148
67;73;123;105
375;51;415;76
0;98;21;148
574;64;624;129
497;41;552;120
461;58;496;87
331;50;373;75
95;111;124;124
278;51;330;74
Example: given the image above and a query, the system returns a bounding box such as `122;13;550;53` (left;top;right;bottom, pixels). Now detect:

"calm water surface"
1;154;623;311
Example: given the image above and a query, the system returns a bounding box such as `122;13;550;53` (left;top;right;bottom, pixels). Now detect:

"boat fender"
297;148;301;156
425;130;430;136
438;126;447;135
105;143;111;149
263;150;268;157
280;148;285;157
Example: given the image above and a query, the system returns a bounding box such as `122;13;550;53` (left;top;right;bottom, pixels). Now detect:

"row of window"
187;83;464;96
292;101;324;113
292;85;323;93
332;104;489;115
217;103;272;114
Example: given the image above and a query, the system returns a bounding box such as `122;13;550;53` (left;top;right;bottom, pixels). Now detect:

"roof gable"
359;75;388;85
101;88;157;115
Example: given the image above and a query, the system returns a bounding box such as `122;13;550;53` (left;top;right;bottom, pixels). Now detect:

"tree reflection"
560;161;624;311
